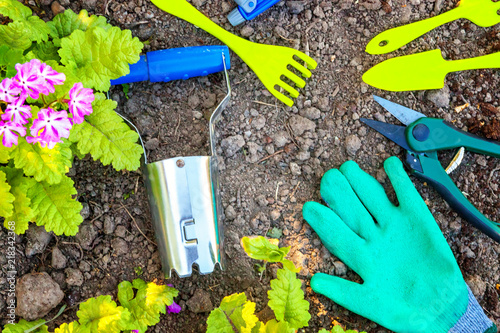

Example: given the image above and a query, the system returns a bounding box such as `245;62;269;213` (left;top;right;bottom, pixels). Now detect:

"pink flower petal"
30;108;72;145
12;59;46;100
2;99;32;125
0;78;21;103
69;82;94;124
0;121;26;147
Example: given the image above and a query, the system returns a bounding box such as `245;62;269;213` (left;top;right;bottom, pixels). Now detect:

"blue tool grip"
110;45;231;85
228;0;281;26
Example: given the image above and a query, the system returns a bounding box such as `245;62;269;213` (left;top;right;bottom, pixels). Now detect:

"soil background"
1;0;500;332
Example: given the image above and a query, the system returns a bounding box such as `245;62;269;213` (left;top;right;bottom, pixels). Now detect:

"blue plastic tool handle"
110;45;231;85
238;0;281;21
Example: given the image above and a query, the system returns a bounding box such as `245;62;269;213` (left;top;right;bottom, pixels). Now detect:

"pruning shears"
361;95;500;243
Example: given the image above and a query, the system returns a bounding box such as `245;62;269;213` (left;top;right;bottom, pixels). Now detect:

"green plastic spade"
366;0;500;55
362;49;500;91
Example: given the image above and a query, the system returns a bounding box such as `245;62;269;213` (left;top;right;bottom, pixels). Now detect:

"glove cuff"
448;285;495;333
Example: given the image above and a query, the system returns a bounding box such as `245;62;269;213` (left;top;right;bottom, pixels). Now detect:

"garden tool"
151;0;317;107
362;49;500;91
111;45;231;85
138;53;230;278
303;157;497;332
360;95;500;243
366;0;500;54
228;0;281;26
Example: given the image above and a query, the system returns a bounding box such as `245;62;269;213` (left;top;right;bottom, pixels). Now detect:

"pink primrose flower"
37;61;66;95
25;135;61;149
30;108;72;146
0;121;26;147
68;82;94;124
2;98;32;125
12;59;46;100
0;78;21;103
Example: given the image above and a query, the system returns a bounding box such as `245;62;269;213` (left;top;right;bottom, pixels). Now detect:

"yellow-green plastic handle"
151;0;244;51
366;7;463;54
362;49;500;91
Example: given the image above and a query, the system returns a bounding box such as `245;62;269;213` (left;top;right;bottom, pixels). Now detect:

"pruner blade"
373;95;426;125
360;118;412;152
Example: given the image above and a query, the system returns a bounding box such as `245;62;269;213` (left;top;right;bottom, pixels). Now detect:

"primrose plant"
0;0;144;236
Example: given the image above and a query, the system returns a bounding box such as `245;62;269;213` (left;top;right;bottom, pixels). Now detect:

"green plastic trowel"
366;0;500;55
362;49;500;91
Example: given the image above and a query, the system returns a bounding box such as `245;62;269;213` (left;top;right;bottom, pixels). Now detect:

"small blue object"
110;45;231;85
228;0;281;26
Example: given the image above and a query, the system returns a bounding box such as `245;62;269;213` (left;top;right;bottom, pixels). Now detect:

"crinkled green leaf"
259;319;294;333
59;27;143;91
2;319;49;333
0;170;14;218
207;293;259;333
77;295;130;333
207;308;234;333
54;322;82;333
1;167;35;234
32;41;60;62
0;0;49;50
28;175;83;236
47;9;112;46
0;22;33;50
117;279;178;333
268;268;310;330
0;144;13;163
11;136;73;185
241;236;290;263
0;45;25;78
0;0;30;20
68;93;143;171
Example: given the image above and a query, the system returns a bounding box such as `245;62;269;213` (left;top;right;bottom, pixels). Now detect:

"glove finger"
340;160;395;226
303;201;366;274
320;169;378;240
311;273;369;318
384;156;428;214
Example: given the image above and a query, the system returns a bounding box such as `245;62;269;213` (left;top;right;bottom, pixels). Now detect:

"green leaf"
0;144;13;163
47;9;112;46
268;268;310;330
54;322;82;333
241;236;290;263
0;170;14;221
0;0;31;20
28;175;83;236
68;93;143;171
77;295;131;333
32;41;61;62
11;136;73;185
259;319;294;333
117;279;178;333
206;308;234;333
207;293;259;333
1;167;35;234
2;319;49;333
266;227;282;239
59;27;143;91
0;45;25;78
0;0;50;50
0;22;33;50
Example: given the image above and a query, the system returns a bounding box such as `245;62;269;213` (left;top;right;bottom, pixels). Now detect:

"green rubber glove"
303;157;495;333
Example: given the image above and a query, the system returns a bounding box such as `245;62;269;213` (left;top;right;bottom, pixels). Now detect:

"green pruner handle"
406;118;500;157
406;151;500;244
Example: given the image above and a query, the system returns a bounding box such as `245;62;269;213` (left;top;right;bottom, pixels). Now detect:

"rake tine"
283;69;306;88
270;87;294;107
293;52;318;70
290;59;312;78
277;80;300;98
